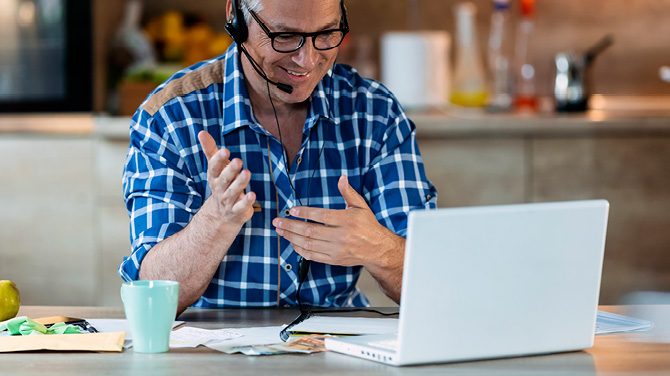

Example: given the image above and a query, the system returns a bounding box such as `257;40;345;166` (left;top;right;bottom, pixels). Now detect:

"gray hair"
241;0;263;25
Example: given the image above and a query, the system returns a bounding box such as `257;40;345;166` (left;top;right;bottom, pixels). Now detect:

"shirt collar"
221;43;336;137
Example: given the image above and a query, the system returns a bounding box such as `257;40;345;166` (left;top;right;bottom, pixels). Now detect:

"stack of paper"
595;311;653;335
169;327;242;348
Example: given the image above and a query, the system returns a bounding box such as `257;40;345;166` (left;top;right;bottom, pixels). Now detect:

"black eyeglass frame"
247;7;349;53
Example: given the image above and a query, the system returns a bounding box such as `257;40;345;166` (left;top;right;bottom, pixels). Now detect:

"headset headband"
225;0;347;45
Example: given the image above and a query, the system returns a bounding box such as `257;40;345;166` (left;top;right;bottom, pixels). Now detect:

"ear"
226;0;234;22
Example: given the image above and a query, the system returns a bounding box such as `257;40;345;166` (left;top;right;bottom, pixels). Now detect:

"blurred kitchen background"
1;0;669;308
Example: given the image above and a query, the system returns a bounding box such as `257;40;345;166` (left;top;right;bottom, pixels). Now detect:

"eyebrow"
269;20;341;33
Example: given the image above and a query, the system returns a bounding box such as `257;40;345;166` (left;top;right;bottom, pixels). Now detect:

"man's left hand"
272;175;404;271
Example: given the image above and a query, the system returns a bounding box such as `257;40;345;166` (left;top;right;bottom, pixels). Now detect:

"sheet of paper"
203;325;286;353
290;316;398;335
85;319;184;341
595;310;653;335
169;327;242;348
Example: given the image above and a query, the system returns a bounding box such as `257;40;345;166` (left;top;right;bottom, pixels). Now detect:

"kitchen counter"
409;109;670;138
2;109;669;140
0;113;94;136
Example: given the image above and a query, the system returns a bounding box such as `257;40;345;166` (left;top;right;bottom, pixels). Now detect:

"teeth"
287;70;307;76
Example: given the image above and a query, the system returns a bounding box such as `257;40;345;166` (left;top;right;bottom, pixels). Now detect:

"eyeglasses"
248;9;349;53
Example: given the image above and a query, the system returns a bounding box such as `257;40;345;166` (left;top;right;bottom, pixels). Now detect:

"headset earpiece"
225;0;248;44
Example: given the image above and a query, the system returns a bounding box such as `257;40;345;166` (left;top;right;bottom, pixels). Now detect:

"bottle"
487;0;513;111
514;0;538;111
115;0;156;71
450;2;488;107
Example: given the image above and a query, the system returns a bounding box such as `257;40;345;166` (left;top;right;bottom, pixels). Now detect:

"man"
119;0;437;316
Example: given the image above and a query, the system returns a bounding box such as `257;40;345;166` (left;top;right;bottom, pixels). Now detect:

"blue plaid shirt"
119;44;437;308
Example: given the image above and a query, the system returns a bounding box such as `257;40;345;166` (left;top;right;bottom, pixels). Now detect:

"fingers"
198;131;233;179
273;217;338;241
198;131;256;224
212;158;244;192
208;149;231;178
288;206;343;226
231;191;256;215
291;244;332;264
221;167;252;207
338;175;367;209
204;147;252;209
198;131;219;161
279;228;337;260
287;176;368;224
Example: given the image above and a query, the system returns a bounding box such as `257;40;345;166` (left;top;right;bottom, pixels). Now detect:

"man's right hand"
198;131;256;229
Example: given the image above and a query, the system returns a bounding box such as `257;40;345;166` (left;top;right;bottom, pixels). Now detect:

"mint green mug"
120;280;179;353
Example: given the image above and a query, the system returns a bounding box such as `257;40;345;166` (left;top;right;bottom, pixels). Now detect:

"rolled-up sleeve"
118;110;204;281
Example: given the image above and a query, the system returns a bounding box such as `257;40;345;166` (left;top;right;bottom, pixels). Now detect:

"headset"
224;0;249;45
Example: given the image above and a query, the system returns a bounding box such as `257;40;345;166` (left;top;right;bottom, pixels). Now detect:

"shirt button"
296;156;303;164
285;264;292;271
284;209;290;216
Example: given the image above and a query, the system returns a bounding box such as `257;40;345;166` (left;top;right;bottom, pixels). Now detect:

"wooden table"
4;305;670;375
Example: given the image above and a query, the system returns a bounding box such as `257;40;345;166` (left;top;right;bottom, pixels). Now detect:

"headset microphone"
237;44;294;94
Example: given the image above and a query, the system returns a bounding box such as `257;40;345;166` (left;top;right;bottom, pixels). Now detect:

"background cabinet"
0;137;98;306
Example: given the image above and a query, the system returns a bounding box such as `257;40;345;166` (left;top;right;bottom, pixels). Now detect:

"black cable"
279;307;400;342
309;307;399;316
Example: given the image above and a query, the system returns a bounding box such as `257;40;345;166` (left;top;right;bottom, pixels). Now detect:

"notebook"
325;200;610;366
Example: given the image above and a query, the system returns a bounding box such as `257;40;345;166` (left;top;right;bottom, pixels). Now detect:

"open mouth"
281;67;310;80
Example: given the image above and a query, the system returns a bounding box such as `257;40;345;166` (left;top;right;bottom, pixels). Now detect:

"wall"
93;0;670;111
345;0;670;95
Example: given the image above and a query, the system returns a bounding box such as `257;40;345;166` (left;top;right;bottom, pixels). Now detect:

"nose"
292;37;319;69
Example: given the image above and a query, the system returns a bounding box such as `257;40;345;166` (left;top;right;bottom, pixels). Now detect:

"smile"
286;69;308;77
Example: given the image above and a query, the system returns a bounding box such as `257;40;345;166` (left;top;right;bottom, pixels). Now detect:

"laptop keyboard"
369;339;398;351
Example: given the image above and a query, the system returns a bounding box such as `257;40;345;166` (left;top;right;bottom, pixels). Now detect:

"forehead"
257;0;342;31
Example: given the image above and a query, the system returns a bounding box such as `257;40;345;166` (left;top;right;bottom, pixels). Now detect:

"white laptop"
325;200;609;366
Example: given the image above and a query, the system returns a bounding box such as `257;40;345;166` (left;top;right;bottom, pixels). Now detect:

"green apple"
0;280;21;322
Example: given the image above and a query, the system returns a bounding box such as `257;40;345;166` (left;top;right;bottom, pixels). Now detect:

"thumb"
338;175;367;209
198;131;219;161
